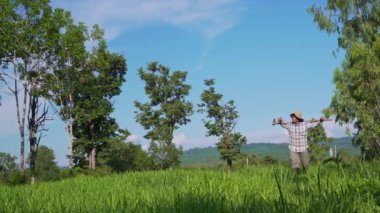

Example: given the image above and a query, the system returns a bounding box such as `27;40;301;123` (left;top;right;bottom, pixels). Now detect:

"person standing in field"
277;112;327;173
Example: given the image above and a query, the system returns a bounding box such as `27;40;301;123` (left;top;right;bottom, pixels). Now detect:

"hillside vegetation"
181;137;360;167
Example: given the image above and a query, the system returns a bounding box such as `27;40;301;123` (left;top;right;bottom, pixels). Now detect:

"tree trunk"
29;135;36;185
227;159;232;174
65;121;73;168
14;59;28;176
60;94;74;168
88;151;91;169
91;148;96;169
68;122;73;167
88;148;96;169
28;96;38;185
68;94;74;168
88;123;96;170
20;77;27;176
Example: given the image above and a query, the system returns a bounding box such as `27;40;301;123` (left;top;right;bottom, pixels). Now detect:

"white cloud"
128;133;217;150
322;122;355;138
126;134;140;142
173;133;187;146
195;41;213;71
52;0;246;39
246;128;289;143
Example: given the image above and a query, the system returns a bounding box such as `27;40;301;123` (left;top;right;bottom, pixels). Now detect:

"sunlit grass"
0;162;379;212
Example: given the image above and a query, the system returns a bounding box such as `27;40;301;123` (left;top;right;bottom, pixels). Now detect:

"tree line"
0;0;247;183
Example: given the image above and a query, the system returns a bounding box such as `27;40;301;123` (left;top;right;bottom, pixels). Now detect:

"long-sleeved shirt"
281;122;319;152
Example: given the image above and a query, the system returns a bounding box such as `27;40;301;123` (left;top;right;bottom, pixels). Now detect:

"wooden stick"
272;118;333;126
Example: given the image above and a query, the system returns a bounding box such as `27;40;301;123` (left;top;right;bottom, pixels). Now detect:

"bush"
28;145;61;182
261;155;279;165
7;172;27;186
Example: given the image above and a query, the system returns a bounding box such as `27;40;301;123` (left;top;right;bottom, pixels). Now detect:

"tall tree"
0;0;71;182
198;79;246;173
47;21;89;168
135;62;193;169
309;0;380;160
71;28;127;169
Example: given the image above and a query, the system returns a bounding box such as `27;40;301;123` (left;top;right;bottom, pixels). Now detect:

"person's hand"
277;117;283;124
319;116;326;122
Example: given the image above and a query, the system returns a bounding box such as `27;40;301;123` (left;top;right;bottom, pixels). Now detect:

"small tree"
135;62;193;169
198;79;246;173
100;139;153;172
307;123;333;163
29;145;60;182
0;152;18;183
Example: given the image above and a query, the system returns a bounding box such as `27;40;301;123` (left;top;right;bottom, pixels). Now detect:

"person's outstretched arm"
278;117;290;129
306;117;327;129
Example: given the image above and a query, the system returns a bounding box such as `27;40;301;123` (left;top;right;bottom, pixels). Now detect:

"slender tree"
198;79;246;173
47;21;89;168
135;62;193;169
309;0;380;160
0;0;70;182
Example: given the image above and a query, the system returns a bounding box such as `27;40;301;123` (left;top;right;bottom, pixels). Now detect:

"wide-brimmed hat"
290;112;304;122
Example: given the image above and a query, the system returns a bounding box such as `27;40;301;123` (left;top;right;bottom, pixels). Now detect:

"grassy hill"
181;137;360;167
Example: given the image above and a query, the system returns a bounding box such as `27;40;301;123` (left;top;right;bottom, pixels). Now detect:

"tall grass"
0;162;379;212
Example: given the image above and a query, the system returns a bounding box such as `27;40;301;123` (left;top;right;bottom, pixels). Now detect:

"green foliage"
135;62;193;169
0;164;379;212
7;172;27;186
307;124;333;162
261;155;279;165
198;79;246;170
0;0;129;170
27;145;60;182
149;141;182;169
239;153;261;166
0;152;18;184
309;0;380;160
70;29;127;167
99;141;153;172
338;151;361;165
0;0;80;182
0;152;17;173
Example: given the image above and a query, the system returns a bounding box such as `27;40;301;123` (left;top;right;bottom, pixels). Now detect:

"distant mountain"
180;137;360;167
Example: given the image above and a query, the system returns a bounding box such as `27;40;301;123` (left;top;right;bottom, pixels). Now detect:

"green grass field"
0;162;379;212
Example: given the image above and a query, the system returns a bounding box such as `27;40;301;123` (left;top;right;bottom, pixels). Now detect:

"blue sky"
0;0;353;166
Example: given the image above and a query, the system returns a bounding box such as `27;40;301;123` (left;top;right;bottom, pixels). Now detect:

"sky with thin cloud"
52;0;248;39
0;0;355;166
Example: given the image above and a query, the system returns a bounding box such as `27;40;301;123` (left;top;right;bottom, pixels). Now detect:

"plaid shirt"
281;122;319;152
